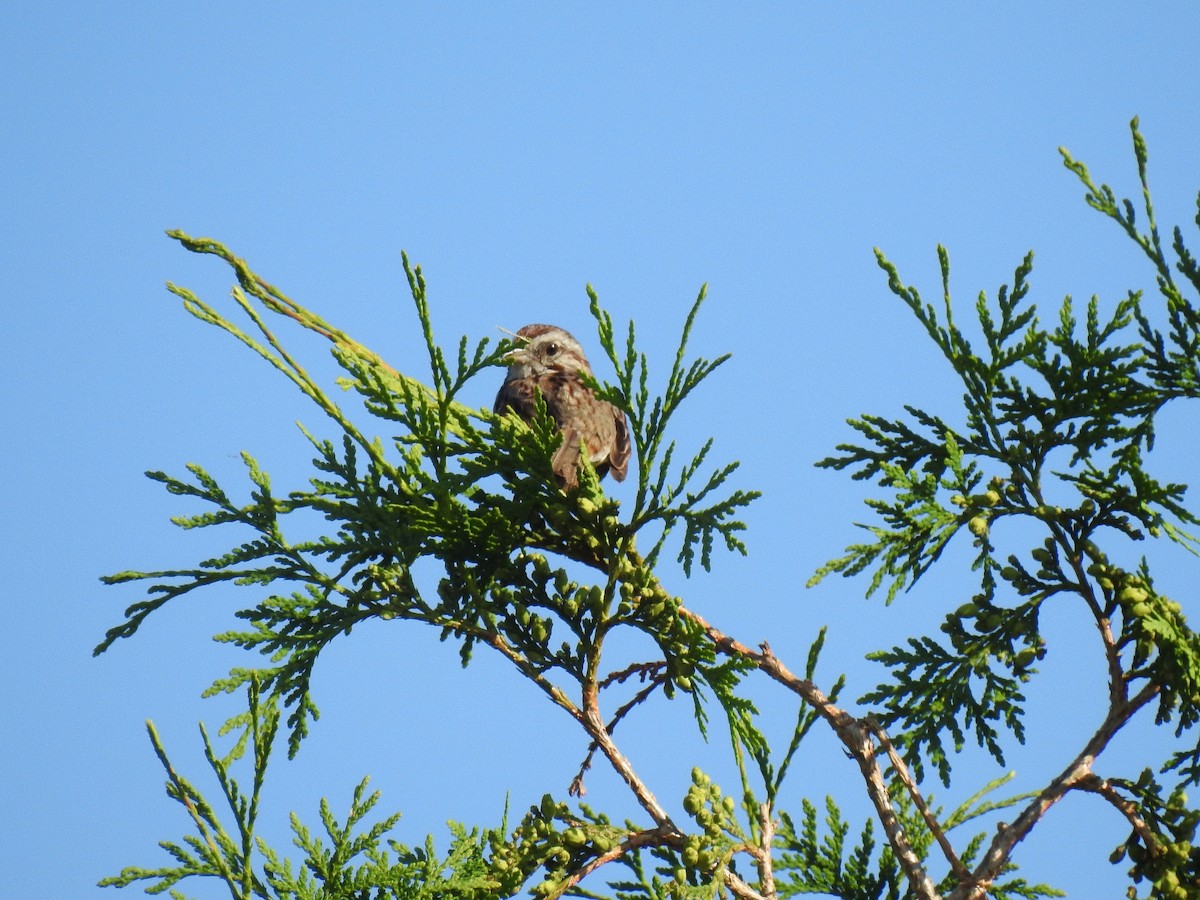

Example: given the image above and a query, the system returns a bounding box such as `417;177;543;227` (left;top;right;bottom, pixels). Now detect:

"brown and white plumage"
494;324;631;489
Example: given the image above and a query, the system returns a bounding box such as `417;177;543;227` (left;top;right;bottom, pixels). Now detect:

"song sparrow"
494;324;631;489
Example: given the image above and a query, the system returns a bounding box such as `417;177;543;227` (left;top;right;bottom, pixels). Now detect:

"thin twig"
867;717;969;881
561;826;678;887
571;670;667;797
1076;774;1159;849
472;629;585;726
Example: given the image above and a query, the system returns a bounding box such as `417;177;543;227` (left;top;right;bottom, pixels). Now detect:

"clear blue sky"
3;5;1199;897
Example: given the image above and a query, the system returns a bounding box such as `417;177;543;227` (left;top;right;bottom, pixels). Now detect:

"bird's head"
502;324;591;378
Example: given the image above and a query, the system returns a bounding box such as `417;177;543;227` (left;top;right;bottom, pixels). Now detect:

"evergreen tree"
99;119;1200;899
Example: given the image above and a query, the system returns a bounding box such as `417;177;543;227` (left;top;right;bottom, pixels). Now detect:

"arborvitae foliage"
100;118;1199;900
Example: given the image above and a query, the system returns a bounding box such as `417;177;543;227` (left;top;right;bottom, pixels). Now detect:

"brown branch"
571;667;667;797
724;866;769;900
757;800;777;899
1076;773;1159;849
474;629;585;727
949;681;1161;900
571;646;773;899
599;660;667;689
580;689;674;827
868;717;969;882
679;607;941;900
556;824;767;900
560;825;677;889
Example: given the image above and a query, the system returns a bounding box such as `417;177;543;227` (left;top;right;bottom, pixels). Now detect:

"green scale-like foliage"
810;118;1200;897
97;239;759;758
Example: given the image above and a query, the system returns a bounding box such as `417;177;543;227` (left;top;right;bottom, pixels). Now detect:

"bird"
494;324;631;490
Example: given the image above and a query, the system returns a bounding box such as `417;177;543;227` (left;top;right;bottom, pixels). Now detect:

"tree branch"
867;717;969;881
679;607;941;900
756;800;777;899
571;668;667;798
580;695;674;829
1075;773;1158;849
951;681;1161;899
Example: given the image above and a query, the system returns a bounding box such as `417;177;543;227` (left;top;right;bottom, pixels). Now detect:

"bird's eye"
545;342;559;357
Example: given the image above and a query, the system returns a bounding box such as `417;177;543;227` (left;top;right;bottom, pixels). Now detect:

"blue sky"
3;5;1200;897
